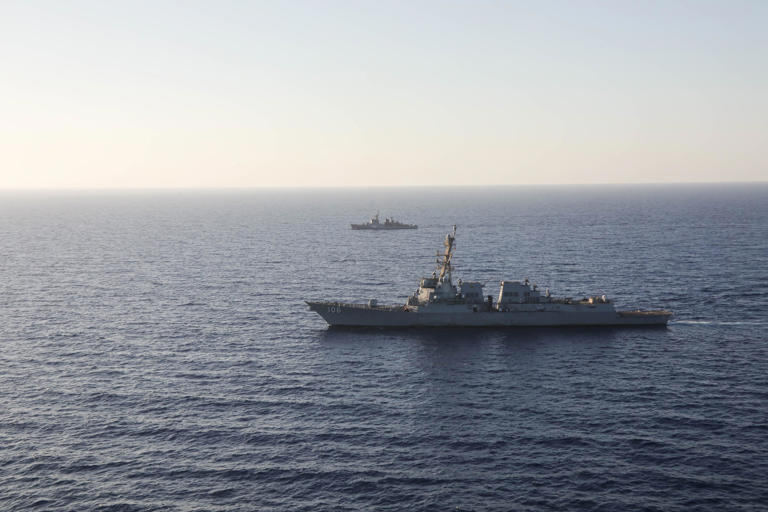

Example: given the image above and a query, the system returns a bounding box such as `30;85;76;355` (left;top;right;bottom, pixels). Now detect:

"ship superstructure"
308;226;671;327
351;211;417;230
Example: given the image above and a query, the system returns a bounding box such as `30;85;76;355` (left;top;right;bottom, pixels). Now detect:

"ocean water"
1;184;767;511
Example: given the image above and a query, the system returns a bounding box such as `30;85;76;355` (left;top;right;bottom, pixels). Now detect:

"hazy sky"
2;1;767;188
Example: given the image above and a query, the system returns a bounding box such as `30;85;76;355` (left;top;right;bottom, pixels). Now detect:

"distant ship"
351;211;417;230
308;226;672;327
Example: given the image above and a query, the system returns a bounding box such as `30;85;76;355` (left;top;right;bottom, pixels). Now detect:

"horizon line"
1;180;767;192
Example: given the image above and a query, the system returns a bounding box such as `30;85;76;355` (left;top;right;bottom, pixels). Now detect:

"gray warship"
308;226;672;327
351;211;417;230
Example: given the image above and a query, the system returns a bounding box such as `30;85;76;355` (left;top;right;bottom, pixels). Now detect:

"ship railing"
618;310;672;316
330;301;405;311
544;297;611;305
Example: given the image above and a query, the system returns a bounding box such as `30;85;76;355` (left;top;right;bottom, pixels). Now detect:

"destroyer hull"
350;224;417;230
307;302;671;327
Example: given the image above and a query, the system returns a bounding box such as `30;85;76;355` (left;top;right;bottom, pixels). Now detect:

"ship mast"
437;225;457;283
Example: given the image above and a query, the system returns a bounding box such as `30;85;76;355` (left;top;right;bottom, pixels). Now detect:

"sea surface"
1;184;767;511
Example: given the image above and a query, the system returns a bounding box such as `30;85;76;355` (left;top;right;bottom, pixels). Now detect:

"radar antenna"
437;225;457;282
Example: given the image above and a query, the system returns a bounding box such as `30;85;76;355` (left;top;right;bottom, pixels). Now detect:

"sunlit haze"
2;1;767;189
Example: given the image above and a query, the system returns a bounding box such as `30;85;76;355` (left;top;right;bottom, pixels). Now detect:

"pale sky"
1;1;767;188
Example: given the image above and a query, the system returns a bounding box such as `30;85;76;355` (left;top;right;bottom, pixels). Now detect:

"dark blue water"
1;184;767;511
